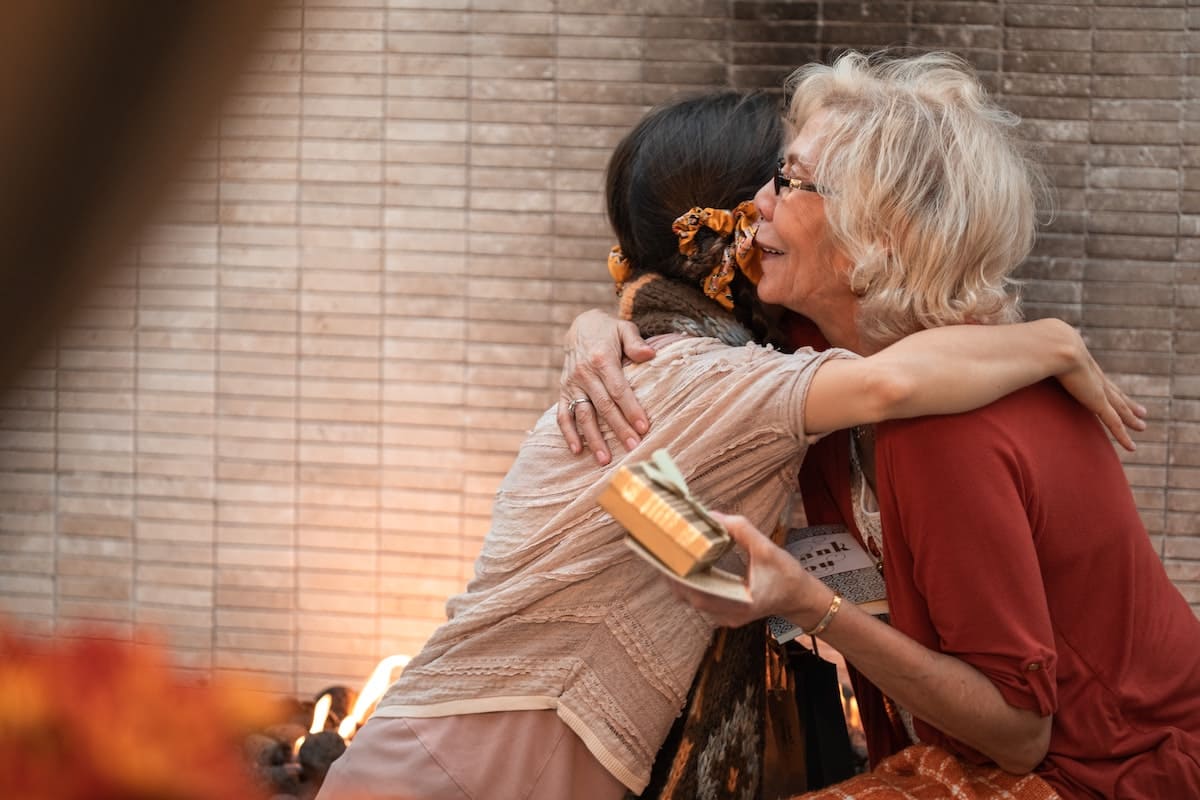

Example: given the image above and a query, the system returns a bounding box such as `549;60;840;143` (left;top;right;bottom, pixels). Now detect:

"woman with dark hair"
315;90;1137;800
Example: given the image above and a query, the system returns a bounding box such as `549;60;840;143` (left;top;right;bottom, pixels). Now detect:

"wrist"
795;586;841;637
1040;318;1082;374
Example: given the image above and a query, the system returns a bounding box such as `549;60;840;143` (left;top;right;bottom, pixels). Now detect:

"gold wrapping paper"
598;449;731;577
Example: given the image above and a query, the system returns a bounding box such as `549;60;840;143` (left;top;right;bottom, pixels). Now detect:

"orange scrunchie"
671;200;761;310
608;201;762;309
607;245;632;294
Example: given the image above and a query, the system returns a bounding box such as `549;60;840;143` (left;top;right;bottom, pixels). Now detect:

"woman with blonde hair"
562;51;1198;799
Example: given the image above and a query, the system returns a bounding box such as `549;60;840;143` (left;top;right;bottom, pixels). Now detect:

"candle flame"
309;693;333;735
337;654;410;740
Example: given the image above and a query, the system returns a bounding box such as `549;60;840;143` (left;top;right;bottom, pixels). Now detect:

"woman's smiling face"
751;109;856;321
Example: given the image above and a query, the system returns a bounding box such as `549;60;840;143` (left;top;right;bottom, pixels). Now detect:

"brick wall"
0;0;1195;697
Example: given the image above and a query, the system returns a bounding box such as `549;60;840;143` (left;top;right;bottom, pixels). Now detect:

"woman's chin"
754;281;782;307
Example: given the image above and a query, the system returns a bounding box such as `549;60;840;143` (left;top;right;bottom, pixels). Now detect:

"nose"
754;180;776;221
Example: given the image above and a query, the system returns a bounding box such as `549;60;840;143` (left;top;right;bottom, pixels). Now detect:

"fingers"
1099;403;1135;452
585;351;646;452
557;344;586;454
666;575;754;628
613;322;654;434
1101;378;1143;452
1089;360;1145;451
556;395;584;456
709;511;766;548
618;321;657;364
1064;352;1148;453
557;310;654;464
1105;377;1147;429
570;396;610;466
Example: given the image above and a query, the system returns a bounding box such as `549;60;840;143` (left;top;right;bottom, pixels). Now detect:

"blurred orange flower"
0;624;273;800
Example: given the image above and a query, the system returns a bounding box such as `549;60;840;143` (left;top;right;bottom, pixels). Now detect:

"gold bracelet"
802;592;843;638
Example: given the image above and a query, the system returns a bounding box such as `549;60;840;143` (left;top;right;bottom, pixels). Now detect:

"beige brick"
136;392;216;416
57;600;133;626
216;628;293;653
289;609;369;633
221;136;300;158
213;522;292;552
0;471;54;493
379;553;462;577
217;585;294;609
216;648;295;674
220;160;299;182
299;226;384;251
380;516;461;541
294;465;375;489
297;630;380;660
0;596;54;619
217;544;296;570
137;329;217;351
230;71;302;96
386;31;469;55
60;575;132;602
296;500;379;529
300;181;379;208
0;573;54;595
297;589;378;615
218;567;294;591
56;329;136;350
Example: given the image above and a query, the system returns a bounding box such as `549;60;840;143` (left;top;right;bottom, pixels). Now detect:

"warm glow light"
292;734;306;758
844;693;862;734
309;693;333;735
337;654;410;740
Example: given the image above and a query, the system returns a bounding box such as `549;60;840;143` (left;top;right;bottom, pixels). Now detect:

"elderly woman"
561;52;1200;799
317;89;1138;800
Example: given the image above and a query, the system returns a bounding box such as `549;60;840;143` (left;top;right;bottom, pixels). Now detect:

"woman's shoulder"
643;335;834;367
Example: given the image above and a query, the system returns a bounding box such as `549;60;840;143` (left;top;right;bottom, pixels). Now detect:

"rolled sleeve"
968;651;1058;717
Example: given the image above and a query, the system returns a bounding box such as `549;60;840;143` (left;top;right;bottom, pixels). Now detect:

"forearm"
805;319;1082;434
815;600;1051;773
686;513;1053;774
869;318;1081;420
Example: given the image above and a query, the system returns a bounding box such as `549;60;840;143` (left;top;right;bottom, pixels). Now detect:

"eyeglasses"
774;160;823;196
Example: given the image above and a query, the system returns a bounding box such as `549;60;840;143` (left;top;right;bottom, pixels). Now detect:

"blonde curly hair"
786;51;1044;347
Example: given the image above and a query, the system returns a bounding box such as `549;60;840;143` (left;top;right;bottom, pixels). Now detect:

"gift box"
598;449;731;577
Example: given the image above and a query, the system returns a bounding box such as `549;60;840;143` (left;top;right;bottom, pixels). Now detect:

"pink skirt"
315;709;629;800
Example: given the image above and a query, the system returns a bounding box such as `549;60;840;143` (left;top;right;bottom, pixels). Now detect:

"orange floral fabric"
607;200;762;310
796;744;1059;800
671;200;762;310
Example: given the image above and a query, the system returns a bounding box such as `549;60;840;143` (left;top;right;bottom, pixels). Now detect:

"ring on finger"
567;397;592;414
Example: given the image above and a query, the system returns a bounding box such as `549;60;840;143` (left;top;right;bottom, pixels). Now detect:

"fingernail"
570;444;580;455
597;451;610;465
625;437;639;451
635;420;649;434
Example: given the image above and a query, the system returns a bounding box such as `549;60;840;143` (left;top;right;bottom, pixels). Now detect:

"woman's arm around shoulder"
802;318;1145;448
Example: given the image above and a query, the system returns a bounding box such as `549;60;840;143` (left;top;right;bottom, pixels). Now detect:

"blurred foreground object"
0;622;273;800
0;0;276;386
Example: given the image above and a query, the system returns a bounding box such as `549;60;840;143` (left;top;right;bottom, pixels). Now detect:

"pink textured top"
373;336;848;792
